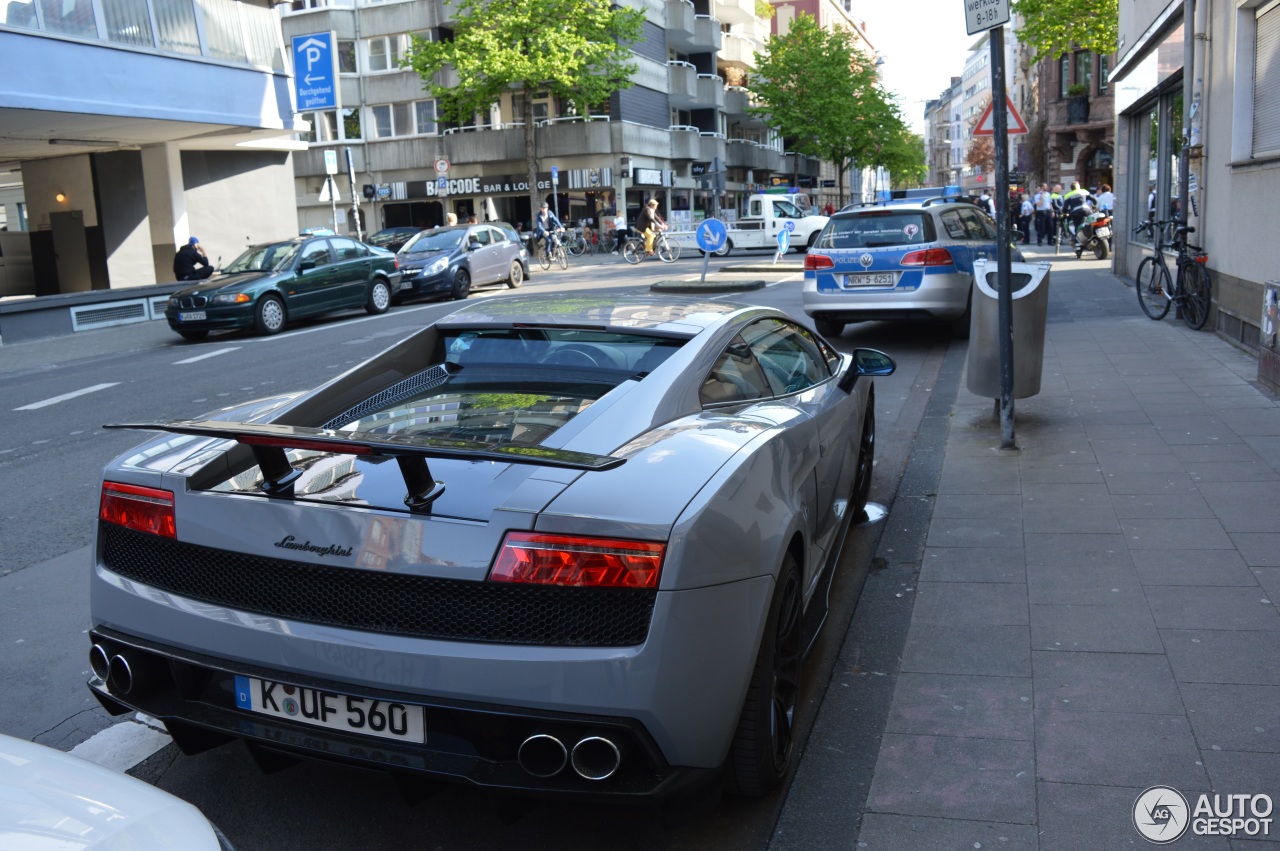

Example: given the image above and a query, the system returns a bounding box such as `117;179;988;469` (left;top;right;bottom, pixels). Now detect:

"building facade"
1034;48;1115;190
1111;0;1279;357
925;76;961;187
0;0;303;298
281;0;821;237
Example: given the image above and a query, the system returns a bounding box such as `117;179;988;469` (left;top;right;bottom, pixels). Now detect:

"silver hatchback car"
802;202;1022;338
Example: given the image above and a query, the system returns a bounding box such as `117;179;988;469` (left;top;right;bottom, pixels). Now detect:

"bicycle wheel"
537;242;551;271
555;245;568;270
566;235;586;257
658;236;680;262
622;239;642;265
1135;257;1172;320
1178;260;1211;330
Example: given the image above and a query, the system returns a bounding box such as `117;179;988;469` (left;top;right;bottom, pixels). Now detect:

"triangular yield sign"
973;95;1029;136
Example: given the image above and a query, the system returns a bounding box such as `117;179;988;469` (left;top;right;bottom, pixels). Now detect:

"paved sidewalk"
775;248;1280;849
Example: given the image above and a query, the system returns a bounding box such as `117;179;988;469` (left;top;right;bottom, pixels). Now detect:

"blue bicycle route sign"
292;33;337;111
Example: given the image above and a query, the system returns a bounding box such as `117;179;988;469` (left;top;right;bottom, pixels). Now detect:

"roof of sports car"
437;293;754;334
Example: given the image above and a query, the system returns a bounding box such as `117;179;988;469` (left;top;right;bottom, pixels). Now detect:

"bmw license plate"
1094;226;1112;239
842;273;896;288
234;675;426;743
177;311;206;321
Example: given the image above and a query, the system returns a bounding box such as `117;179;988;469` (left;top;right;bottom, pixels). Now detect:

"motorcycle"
1071;210;1113;260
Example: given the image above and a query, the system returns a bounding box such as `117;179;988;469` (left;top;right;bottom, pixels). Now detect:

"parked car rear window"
334;329;685;447
815;212;935;249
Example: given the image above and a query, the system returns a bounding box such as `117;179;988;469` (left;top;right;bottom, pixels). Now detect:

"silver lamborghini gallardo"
88;293;894;802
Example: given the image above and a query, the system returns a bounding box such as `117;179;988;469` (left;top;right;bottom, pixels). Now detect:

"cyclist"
533;202;563;259
636;199;664;257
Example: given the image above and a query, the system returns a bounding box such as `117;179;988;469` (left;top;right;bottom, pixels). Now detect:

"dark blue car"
395;223;528;302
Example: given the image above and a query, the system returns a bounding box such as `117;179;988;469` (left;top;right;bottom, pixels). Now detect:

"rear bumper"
87;628;717;802
802;270;971;322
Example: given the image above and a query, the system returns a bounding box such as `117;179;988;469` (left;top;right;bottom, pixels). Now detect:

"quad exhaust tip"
106;653;137;696
517;734;568;778
89;644;111;682
570;736;621;781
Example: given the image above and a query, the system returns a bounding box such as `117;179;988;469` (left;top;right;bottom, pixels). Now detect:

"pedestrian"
1018;193;1034;244
612;209;626;254
172;236;213;281
1096;183;1115;214
977;189;995;218
1033;183;1052;245
446;212;458;226
1049;183;1064;245
466;214;478;225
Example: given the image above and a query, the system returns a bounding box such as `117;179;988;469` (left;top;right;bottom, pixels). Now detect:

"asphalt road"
0;253;956;849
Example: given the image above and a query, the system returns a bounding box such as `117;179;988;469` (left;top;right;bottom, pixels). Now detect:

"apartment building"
924;76;961;187
1110;0;1279;357
0;0;302;297
280;0;819;235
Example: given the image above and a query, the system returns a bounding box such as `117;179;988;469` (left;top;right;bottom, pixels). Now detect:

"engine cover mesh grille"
100;524;655;647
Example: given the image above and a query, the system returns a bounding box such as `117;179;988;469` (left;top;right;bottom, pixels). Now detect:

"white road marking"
69;714;171;773
173;347;240;365
14;383;119;410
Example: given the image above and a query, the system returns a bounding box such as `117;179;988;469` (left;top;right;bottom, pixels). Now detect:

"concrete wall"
22;155;98;231
96;151;156;288
182;151;300;258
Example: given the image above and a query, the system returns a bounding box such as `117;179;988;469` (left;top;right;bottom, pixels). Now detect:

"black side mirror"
466;239;480;251
839;348;896;393
297;259;317;272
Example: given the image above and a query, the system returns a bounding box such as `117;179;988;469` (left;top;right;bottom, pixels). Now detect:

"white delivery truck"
672;194;829;256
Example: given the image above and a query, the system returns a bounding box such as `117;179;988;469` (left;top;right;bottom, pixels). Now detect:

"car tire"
177;329;209;341
506;261;524;288
451;268;471;300
699;239;732;258
725;554;802;797
951;293;972;339
365;279;391;315
851;393;875;519
802;233;818;254
815;318;844;338
254;295;286;335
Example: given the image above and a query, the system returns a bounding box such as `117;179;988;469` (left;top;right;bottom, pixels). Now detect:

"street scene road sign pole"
991;25;1016;449
551;166;559;222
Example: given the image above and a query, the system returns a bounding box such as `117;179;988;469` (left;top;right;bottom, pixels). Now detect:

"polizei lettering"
274;535;353;558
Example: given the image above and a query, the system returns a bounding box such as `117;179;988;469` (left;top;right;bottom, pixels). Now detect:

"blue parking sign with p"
292;33;337;111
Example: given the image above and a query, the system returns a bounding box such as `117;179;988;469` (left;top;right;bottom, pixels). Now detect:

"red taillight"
99;482;176;538
804;254;834;271
489;531;664;589
900;248;954;267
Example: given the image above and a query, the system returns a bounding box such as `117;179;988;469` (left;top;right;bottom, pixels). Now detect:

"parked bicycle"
564;227;589;258
1133;219;1211;330
537;229;569;271
622;228;681;264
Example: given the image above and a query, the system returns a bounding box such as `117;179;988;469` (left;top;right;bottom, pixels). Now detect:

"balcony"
696;73;725;110
537;117;612;159
725;139;779;171
724;86;767;126
438;124;525;165
713;0;755;26
666;0;696;45
718;32;757;70
668;61;699;108
693;14;722;52
783;152;820;180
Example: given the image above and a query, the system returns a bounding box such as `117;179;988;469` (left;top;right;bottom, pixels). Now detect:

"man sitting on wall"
173;237;213;281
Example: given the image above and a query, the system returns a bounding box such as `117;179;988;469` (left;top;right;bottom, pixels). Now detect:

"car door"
742;318;852;586
286;239;338;316
957;207;997;269
484;226;515;282
466;227;500;284
327;237;373;306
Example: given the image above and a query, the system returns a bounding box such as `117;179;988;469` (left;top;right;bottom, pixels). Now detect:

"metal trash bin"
966;259;1052;399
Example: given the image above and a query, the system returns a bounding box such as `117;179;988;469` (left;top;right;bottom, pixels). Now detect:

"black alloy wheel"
726;555;803;796
451;268;471;300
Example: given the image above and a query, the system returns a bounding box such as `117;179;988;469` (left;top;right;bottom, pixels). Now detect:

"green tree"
885;131;928;188
1013;0;1117;61
403;0;643;219
751;14;912;203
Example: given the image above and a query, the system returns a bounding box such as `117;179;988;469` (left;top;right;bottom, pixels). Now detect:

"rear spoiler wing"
104;420;624;512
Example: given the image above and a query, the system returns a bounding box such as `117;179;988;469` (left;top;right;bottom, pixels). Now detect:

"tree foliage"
751;14;913;203
403;0;644;217
1012;0;1118;61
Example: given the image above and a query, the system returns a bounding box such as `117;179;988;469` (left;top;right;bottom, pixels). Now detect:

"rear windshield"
815;212;935;249
334;329;684;447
